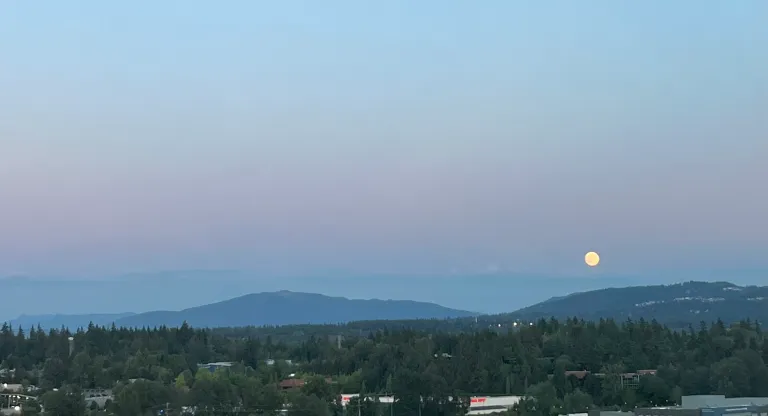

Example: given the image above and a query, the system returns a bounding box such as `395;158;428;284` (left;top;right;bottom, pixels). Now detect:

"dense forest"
509;282;768;328
1;317;767;415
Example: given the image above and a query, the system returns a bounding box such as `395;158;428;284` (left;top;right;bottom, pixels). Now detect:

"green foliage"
41;386;87;416
0;316;767;415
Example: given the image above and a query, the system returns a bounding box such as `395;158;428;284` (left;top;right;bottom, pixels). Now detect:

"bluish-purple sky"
1;1;766;279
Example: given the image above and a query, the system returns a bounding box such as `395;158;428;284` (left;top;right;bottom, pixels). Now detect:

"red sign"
344;395;489;404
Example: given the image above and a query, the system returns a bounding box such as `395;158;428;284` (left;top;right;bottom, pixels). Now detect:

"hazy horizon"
3;268;768;321
2;2;766;297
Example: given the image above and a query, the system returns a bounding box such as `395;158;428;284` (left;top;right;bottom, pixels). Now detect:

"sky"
1;1;767;280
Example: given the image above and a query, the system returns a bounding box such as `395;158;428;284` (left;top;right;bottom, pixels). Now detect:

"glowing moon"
584;251;600;267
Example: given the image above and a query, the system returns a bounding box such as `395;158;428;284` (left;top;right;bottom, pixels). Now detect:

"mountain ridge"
6;271;746;318
507;280;768;326
7;290;477;330
8;281;768;331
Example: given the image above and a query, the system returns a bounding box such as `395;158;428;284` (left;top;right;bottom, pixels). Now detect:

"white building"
339;394;521;414
467;396;522;415
197;362;234;372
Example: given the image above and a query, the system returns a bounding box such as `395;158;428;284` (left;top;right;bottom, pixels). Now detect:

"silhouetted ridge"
116;291;477;328
507;281;768;326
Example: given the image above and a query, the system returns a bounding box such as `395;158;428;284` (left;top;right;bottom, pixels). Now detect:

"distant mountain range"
9;270;758;319
507;281;768;327
7;281;768;331
7;291;477;330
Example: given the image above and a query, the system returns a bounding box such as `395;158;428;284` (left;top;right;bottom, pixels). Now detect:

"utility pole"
418;396;422;416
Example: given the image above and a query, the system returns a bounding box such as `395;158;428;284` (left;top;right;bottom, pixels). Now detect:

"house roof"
564;370;590;379
279;379;305;388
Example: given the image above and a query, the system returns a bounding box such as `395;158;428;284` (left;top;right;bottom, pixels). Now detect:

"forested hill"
9;291;477;330
10;281;768;336
2;315;768;415
118;291;477;328
508;281;768;327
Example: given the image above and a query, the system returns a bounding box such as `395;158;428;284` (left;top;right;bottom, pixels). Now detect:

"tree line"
1;317;767;415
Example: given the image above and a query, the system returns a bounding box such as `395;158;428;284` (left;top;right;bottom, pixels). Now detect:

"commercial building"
636;395;768;416
197;361;234;372
564;370;658;389
0;385;22;394
279;377;334;390
339;394;521;414
466;396;523;415
681;396;768;409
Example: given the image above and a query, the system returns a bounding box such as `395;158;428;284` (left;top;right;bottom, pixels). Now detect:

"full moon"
584;251;600;267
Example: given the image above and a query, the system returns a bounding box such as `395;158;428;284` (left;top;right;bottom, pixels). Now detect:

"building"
279;379;305;390
0;385;22;393
339;394;521;414
563;370;658;389
681;396;768;409
265;359;294;366
636;395;768;416
279;377;333;390
83;389;113;409
0;392;37;416
197;362;234;373
586;411;634;416
467;396;522;415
